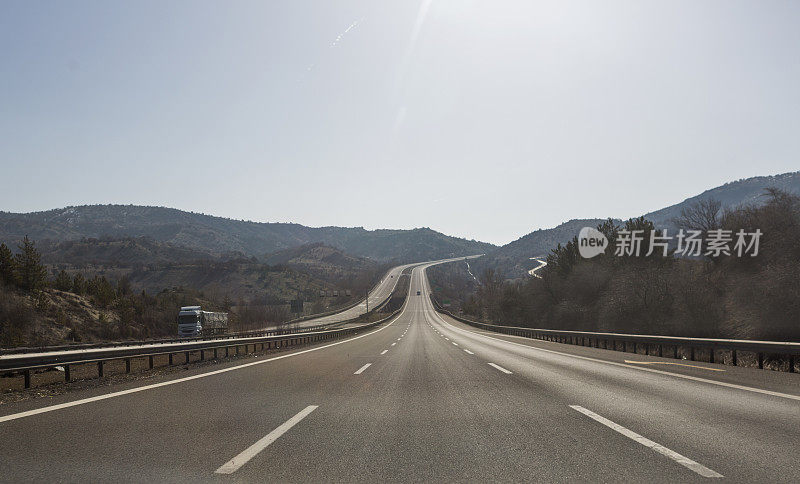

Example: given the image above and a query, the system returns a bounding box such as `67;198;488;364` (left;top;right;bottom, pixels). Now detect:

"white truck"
177;306;228;337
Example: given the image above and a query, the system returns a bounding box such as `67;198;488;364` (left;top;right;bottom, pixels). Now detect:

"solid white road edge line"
488;362;513;374
569;405;723;478
354;363;372;375
0;313;403;424
430;309;800;402
215;405;319;475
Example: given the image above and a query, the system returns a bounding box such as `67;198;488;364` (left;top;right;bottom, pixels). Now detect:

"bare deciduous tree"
674;198;722;232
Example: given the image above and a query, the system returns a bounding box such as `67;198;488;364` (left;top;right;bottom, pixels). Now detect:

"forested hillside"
0;205;493;262
477;171;800;278
0;238;384;347
433;189;800;341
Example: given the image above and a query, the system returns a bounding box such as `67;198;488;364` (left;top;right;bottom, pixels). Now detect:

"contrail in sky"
302;17;364;78
331;18;363;47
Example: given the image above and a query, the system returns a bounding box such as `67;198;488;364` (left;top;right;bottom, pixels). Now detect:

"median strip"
215;405;318;474
569;405;723;478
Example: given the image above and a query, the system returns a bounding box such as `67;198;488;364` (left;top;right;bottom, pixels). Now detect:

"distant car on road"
417;291;421;295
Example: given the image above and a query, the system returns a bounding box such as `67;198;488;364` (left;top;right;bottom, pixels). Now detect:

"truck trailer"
177;306;228;337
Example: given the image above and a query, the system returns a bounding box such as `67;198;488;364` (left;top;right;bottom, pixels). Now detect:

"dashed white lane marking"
380;350;388;355
391;343;396;346
398;338;402;341
215;405;318;474
452;342;458;346
569;405;723;478
464;349;474;355
0;313;403;424
354;363;372;375
488;362;512;374
433;311;800;402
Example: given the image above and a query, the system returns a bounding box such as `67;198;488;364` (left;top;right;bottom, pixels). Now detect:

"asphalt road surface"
296;256;469;328
1;261;798;482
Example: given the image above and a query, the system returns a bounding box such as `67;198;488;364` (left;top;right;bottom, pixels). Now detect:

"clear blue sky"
2;1;799;245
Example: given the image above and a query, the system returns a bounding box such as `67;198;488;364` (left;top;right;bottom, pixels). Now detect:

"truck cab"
177;306;203;337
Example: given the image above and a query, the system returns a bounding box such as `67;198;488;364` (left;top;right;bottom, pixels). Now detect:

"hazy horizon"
3;168;798;247
3;1;799;245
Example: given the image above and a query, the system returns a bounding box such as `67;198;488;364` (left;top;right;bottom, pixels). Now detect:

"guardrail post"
200;350;205;362
148;355;154;369
64;364;71;382
98;361;104;378
185;352;190;364
225;346;229;357
757;352;764;369
168;353;173;365
24;369;31;389
125;358;131;374
213;348;218;359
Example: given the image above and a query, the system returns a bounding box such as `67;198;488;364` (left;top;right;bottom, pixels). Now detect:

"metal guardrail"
1;306;402;389
429;296;800;373
0;323;344;356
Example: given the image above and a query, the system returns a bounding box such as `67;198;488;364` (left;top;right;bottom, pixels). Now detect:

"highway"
1;261;798;482
287;262;413;327
0;258;467;370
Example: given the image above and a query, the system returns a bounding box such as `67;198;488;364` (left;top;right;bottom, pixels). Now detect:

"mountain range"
2;171;797;281
478;171;800;278
0;205;493;263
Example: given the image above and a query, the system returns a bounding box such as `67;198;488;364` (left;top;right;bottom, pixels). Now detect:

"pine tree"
54;270;73;291
0;242;15;286
14;236;47;291
72;273;88;295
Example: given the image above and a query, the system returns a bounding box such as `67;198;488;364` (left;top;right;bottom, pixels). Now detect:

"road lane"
421;267;800;482
0;258;798;482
